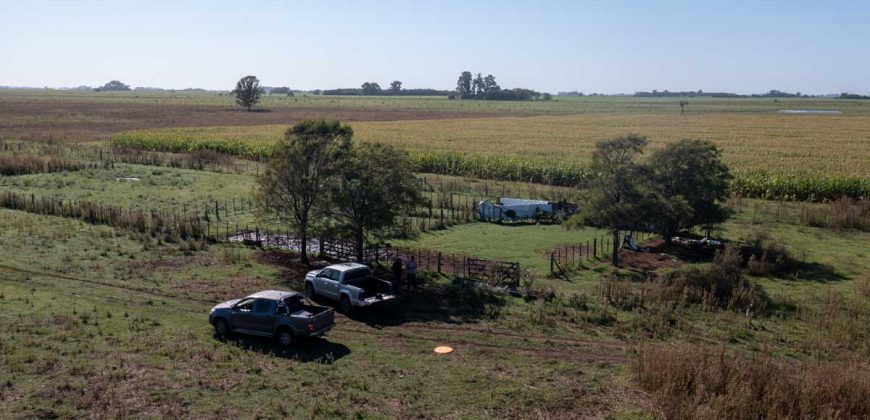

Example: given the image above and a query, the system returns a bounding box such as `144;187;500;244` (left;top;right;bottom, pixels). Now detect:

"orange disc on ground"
433;346;454;354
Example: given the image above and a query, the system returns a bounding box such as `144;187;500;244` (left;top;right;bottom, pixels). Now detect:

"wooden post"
437;252;442;274
550;253;554;274
593;237;597;259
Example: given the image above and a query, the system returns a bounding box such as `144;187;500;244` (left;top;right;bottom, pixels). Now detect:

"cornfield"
111;112;870;201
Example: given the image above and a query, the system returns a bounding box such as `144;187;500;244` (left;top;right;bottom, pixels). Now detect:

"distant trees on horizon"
451;71;550;101
96;80;130;91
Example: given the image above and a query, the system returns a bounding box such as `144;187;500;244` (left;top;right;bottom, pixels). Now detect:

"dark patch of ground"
0;97;534;144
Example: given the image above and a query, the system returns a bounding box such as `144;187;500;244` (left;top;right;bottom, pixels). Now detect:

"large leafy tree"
232;75;264;111
568;134;651;266
361;82;382;95
456;71;473;99
389;80;402;94
256;120;352;264
330;143;422;260
472;73;485;98
483;74;499;94
645;139;731;243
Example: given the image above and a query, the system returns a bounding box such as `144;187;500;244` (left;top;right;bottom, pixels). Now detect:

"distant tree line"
634;89;818;98
95;80;130;92
558;91;585;96
451;71;550;101
839;92;870;100
321;82;450;96
266;86;295;96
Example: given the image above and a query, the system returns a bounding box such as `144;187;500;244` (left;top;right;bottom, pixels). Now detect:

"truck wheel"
339;295;352;314
277;329;294;347
213;318;229;338
305;283;315;299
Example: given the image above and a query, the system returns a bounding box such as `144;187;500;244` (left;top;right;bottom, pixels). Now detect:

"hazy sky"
1;0;867;94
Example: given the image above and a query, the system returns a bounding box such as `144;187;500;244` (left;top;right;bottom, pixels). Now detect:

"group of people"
390;255;418;291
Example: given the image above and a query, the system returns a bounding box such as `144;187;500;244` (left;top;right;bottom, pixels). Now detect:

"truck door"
249;299;275;334
317;269;340;299
230;298;256;331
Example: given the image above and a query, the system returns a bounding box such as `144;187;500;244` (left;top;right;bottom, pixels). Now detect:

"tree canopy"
329;143;422;260
646;139;731;243
570;135;733;266
232;75;264;111
97;80;130;91
361;82;383;95
256;120;353;264
569;134;651;266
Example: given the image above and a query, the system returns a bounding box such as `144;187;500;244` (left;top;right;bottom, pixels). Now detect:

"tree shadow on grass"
214;334;350;364
787;262;849;283
306;278;508;329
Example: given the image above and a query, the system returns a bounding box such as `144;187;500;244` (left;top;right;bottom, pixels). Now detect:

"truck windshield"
343;268;371;282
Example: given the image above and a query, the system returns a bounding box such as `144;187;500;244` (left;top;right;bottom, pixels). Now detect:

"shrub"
656;246;769;313
740;230;798;276
635;343;870;420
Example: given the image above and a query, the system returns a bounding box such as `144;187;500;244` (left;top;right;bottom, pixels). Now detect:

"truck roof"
328;262;369;272
246;290;301;301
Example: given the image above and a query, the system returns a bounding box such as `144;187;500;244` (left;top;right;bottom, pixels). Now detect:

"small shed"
477;198;554;222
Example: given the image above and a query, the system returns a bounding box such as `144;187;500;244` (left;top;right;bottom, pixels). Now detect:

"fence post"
437;252;442;274
593;237;597;259
550;253;554;274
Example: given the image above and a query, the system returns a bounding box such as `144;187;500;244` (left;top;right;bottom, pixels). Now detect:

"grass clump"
634;343;870;420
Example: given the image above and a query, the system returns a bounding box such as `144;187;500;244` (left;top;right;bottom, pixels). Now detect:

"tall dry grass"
0;153;87;175
635;343;870;420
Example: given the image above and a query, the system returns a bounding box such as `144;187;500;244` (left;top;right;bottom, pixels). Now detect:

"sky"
1;0;868;94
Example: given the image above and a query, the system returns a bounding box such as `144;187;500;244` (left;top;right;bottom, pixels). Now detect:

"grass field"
3;89;870;417
2;198;868;416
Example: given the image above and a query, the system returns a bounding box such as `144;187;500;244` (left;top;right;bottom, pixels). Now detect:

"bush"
656;246;769;313
635;343;870;420
740;230;799;276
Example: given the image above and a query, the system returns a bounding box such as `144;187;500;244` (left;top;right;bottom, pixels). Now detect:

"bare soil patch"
0;98;533;144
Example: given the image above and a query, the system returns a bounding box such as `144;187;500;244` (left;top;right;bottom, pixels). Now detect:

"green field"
11;89;870;114
3;90;870;417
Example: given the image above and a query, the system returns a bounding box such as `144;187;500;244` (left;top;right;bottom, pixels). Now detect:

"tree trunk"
355;227;364;262
299;225;309;265
611;229;620;267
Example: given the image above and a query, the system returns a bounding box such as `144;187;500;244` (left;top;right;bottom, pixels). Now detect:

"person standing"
406;256;418;289
391;256;403;291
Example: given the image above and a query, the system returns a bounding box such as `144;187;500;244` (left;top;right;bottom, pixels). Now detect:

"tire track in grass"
0;263;628;361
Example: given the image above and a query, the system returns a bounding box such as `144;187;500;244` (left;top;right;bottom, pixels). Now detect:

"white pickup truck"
304;263;396;313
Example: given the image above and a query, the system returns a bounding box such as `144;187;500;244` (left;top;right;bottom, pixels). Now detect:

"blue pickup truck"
209;290;335;346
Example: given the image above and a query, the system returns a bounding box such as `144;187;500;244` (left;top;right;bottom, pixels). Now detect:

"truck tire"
276;328;294;347
213;318;229;338
339;295;352;314
305;282;315;299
